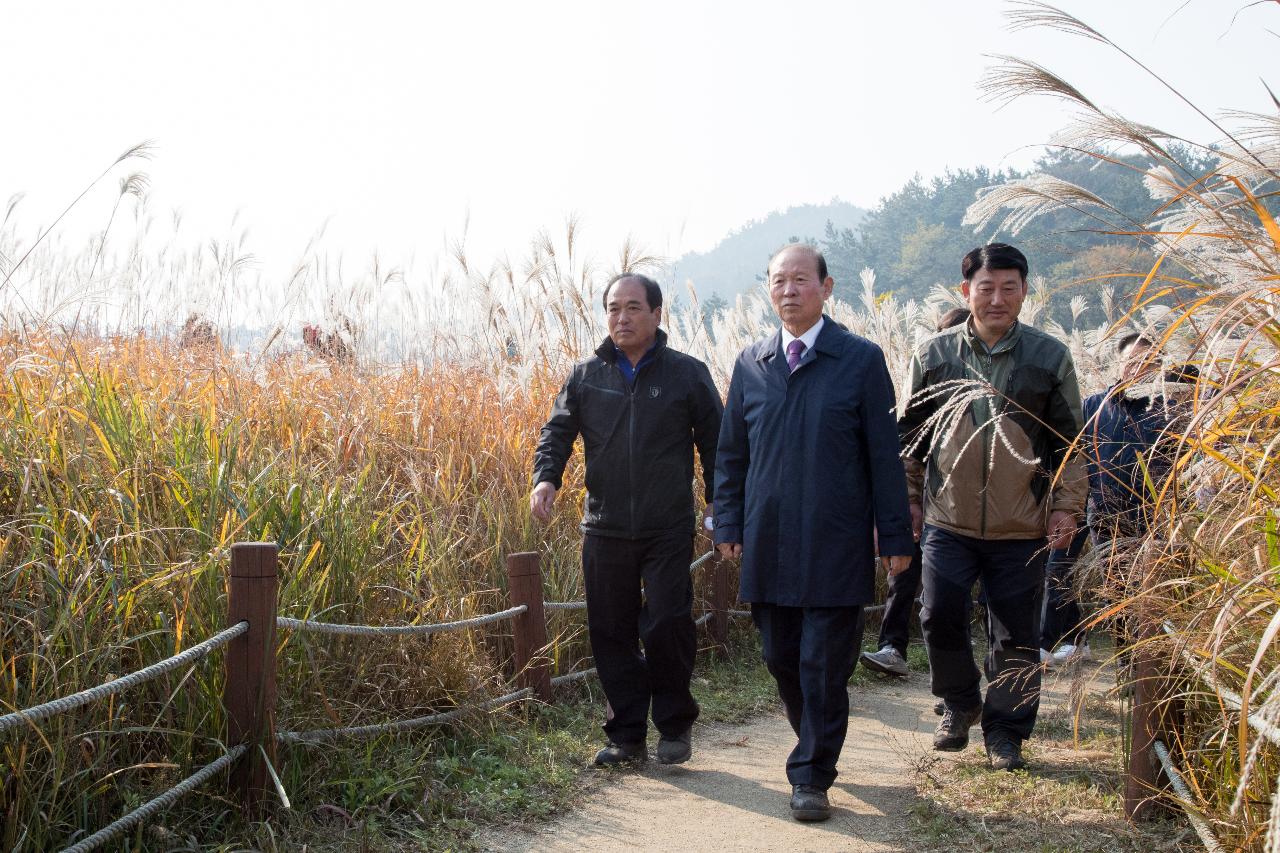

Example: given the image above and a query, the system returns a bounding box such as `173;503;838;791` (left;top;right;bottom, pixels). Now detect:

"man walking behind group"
531;273;723;767
861;306;971;680
715;245;914;821
899;243;1087;772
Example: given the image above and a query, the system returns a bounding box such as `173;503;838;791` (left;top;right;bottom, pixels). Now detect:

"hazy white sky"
1;1;1275;281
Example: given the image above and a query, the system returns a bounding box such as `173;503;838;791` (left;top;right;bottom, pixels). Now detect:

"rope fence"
276;605;527;637
551;667;598;687
20;544;750;848
1163;621;1280;748
58;745;248;853
0;622;248;735
1153;739;1227;853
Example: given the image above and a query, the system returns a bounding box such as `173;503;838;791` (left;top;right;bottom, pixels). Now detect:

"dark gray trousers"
752;603;865;790
583;531;699;744
920;525;1047;742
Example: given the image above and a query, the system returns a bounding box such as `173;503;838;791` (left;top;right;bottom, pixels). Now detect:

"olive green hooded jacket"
898;320;1088;540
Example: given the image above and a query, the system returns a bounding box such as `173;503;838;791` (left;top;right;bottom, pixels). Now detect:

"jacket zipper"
979;349;992;538
628;377;637;534
624;356;656;536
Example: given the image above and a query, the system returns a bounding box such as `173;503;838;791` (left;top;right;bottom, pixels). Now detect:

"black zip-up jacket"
533;330;724;539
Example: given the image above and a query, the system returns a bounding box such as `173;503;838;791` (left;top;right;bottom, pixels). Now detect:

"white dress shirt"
781;315;824;361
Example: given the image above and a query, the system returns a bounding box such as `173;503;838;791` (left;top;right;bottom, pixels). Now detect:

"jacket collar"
597;327;668;364
965;318;1022;355
757;314;844;362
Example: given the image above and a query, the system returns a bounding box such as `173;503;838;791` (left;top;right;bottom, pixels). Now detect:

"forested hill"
665;201;866;301
675;148;1216;328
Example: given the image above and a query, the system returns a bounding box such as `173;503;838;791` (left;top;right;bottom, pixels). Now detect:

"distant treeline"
683;147;1220;330
821;147;1219;326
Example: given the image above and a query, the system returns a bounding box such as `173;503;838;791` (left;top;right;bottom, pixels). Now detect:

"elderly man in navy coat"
714;244;914;822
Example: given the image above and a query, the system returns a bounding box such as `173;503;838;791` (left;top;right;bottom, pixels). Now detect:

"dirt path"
482;678;939;852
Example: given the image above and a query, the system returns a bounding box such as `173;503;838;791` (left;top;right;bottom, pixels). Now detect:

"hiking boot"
933;703;982;751
933;699;946;716
1051;643;1092;666
656;729;692;765
593;741;646;767
790;784;831;821
860;645;910;678
986;733;1027;771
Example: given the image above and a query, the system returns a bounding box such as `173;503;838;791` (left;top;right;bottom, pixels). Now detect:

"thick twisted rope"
279;687;532;744
1153;739;1227;853
276;605;527;637
58;744;247;853
689;550;716;573
0;622;249;735
1162;621;1280;748
694;612;712;627
544;601;587;611
551;668;597;687
543;551;717;615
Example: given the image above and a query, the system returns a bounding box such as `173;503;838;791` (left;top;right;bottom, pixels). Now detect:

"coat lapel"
758;330;790;386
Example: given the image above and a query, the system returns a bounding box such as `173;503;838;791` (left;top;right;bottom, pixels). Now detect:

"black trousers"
582;531;699;744
752;603;865;790
1040;527;1090;650
876;543;922;657
920;525;1047;742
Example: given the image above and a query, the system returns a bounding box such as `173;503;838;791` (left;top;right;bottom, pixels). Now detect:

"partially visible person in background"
1039;527;1091;666
861;306;972;680
1079;334;1199;652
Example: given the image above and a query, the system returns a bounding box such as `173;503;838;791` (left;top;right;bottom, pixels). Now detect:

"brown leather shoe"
933;703;982;751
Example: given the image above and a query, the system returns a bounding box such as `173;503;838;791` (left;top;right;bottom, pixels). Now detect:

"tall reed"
968;3;1280;848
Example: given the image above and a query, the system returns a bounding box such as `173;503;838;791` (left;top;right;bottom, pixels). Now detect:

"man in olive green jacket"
898;243;1087;772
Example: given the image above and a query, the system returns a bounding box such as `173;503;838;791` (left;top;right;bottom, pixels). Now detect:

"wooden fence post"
506;551;552;703
225;542;279;817
1125;625;1164;820
709;555;730;660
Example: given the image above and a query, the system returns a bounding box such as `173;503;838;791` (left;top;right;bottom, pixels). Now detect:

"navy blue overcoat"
713;317;914;607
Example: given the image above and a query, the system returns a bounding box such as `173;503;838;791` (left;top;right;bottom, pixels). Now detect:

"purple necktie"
786;339;806;373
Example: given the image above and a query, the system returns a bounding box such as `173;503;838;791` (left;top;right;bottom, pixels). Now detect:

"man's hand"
1047;510;1076;549
885;555;912;576
530;482;557;523
909;502;923;541
716;542;742;560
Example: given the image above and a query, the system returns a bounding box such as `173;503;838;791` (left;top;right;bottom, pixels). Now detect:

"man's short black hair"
1117;331;1155;353
937;307;970;331
767;243;828;281
961;243;1029;282
603;273;663;310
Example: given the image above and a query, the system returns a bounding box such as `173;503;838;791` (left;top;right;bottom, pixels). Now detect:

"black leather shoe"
986;733;1027;771
933;703;982;751
790;784;831;821
656;729;692;765
593;741;646;766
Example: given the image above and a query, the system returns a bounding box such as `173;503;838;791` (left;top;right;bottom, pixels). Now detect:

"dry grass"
911;665;1198;852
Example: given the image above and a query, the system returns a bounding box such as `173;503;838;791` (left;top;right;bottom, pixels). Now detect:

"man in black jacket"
531;273;723;767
